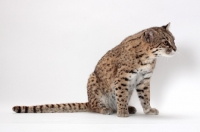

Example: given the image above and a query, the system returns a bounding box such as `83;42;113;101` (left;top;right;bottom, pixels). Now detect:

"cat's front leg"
136;73;159;115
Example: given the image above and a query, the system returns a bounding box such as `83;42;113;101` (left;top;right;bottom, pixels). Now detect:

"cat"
13;23;176;117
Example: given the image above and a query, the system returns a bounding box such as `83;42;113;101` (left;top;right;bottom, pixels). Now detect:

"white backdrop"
1;0;200;131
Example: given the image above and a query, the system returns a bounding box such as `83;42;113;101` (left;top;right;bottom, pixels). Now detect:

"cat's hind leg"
87;73;113;115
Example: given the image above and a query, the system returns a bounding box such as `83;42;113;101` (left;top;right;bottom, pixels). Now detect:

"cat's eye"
164;41;169;45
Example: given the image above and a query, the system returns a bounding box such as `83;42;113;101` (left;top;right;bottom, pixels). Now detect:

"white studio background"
0;0;200;132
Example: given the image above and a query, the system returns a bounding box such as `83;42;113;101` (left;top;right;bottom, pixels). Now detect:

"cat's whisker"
176;50;185;58
162;57;167;69
165;58;168;66
161;57;166;72
163;57;167;68
161;57;165;69
175;50;185;62
167;57;170;65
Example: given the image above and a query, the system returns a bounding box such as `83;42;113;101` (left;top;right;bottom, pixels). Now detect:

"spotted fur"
13;23;176;117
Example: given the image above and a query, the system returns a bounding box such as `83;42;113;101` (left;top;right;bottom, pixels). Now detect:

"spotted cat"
13;23;176;117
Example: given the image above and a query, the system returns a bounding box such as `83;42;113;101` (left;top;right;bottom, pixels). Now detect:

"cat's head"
143;23;177;58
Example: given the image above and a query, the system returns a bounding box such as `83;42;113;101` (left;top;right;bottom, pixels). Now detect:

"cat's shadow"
150;43;196;107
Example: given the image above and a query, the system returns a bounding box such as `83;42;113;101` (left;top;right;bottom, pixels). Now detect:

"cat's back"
93;31;145;87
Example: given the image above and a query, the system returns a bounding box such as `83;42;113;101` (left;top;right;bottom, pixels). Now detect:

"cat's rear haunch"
13;23;176;117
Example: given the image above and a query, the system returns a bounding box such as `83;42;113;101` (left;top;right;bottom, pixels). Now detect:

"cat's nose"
173;45;177;52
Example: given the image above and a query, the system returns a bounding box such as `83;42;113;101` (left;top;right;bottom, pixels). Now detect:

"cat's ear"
144;30;154;43
162;22;170;30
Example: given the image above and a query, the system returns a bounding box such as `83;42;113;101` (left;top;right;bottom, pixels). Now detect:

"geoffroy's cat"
13;23;176;117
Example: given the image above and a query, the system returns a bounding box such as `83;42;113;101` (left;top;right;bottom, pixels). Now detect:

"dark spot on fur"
136;54;145;59
25;106;28;113
33;106;36;113
17;107;21;113
129;70;137;74
152;49;158;53
136;89;144;92
139;96;144;99
121;84;127;86
123;77;129;81
40;105;43;113
68;104;71;109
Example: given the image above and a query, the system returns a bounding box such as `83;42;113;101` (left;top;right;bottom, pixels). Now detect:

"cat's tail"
12;102;89;113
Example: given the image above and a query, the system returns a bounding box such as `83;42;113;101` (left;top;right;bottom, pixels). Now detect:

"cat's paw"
117;109;129;117
144;108;159;115
100;108;113;115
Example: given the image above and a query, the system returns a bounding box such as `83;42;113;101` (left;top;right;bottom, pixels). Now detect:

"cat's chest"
136;58;156;73
129;73;144;89
126;73;144;101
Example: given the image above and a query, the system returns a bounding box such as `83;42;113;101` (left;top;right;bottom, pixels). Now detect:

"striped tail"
12;102;89;113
